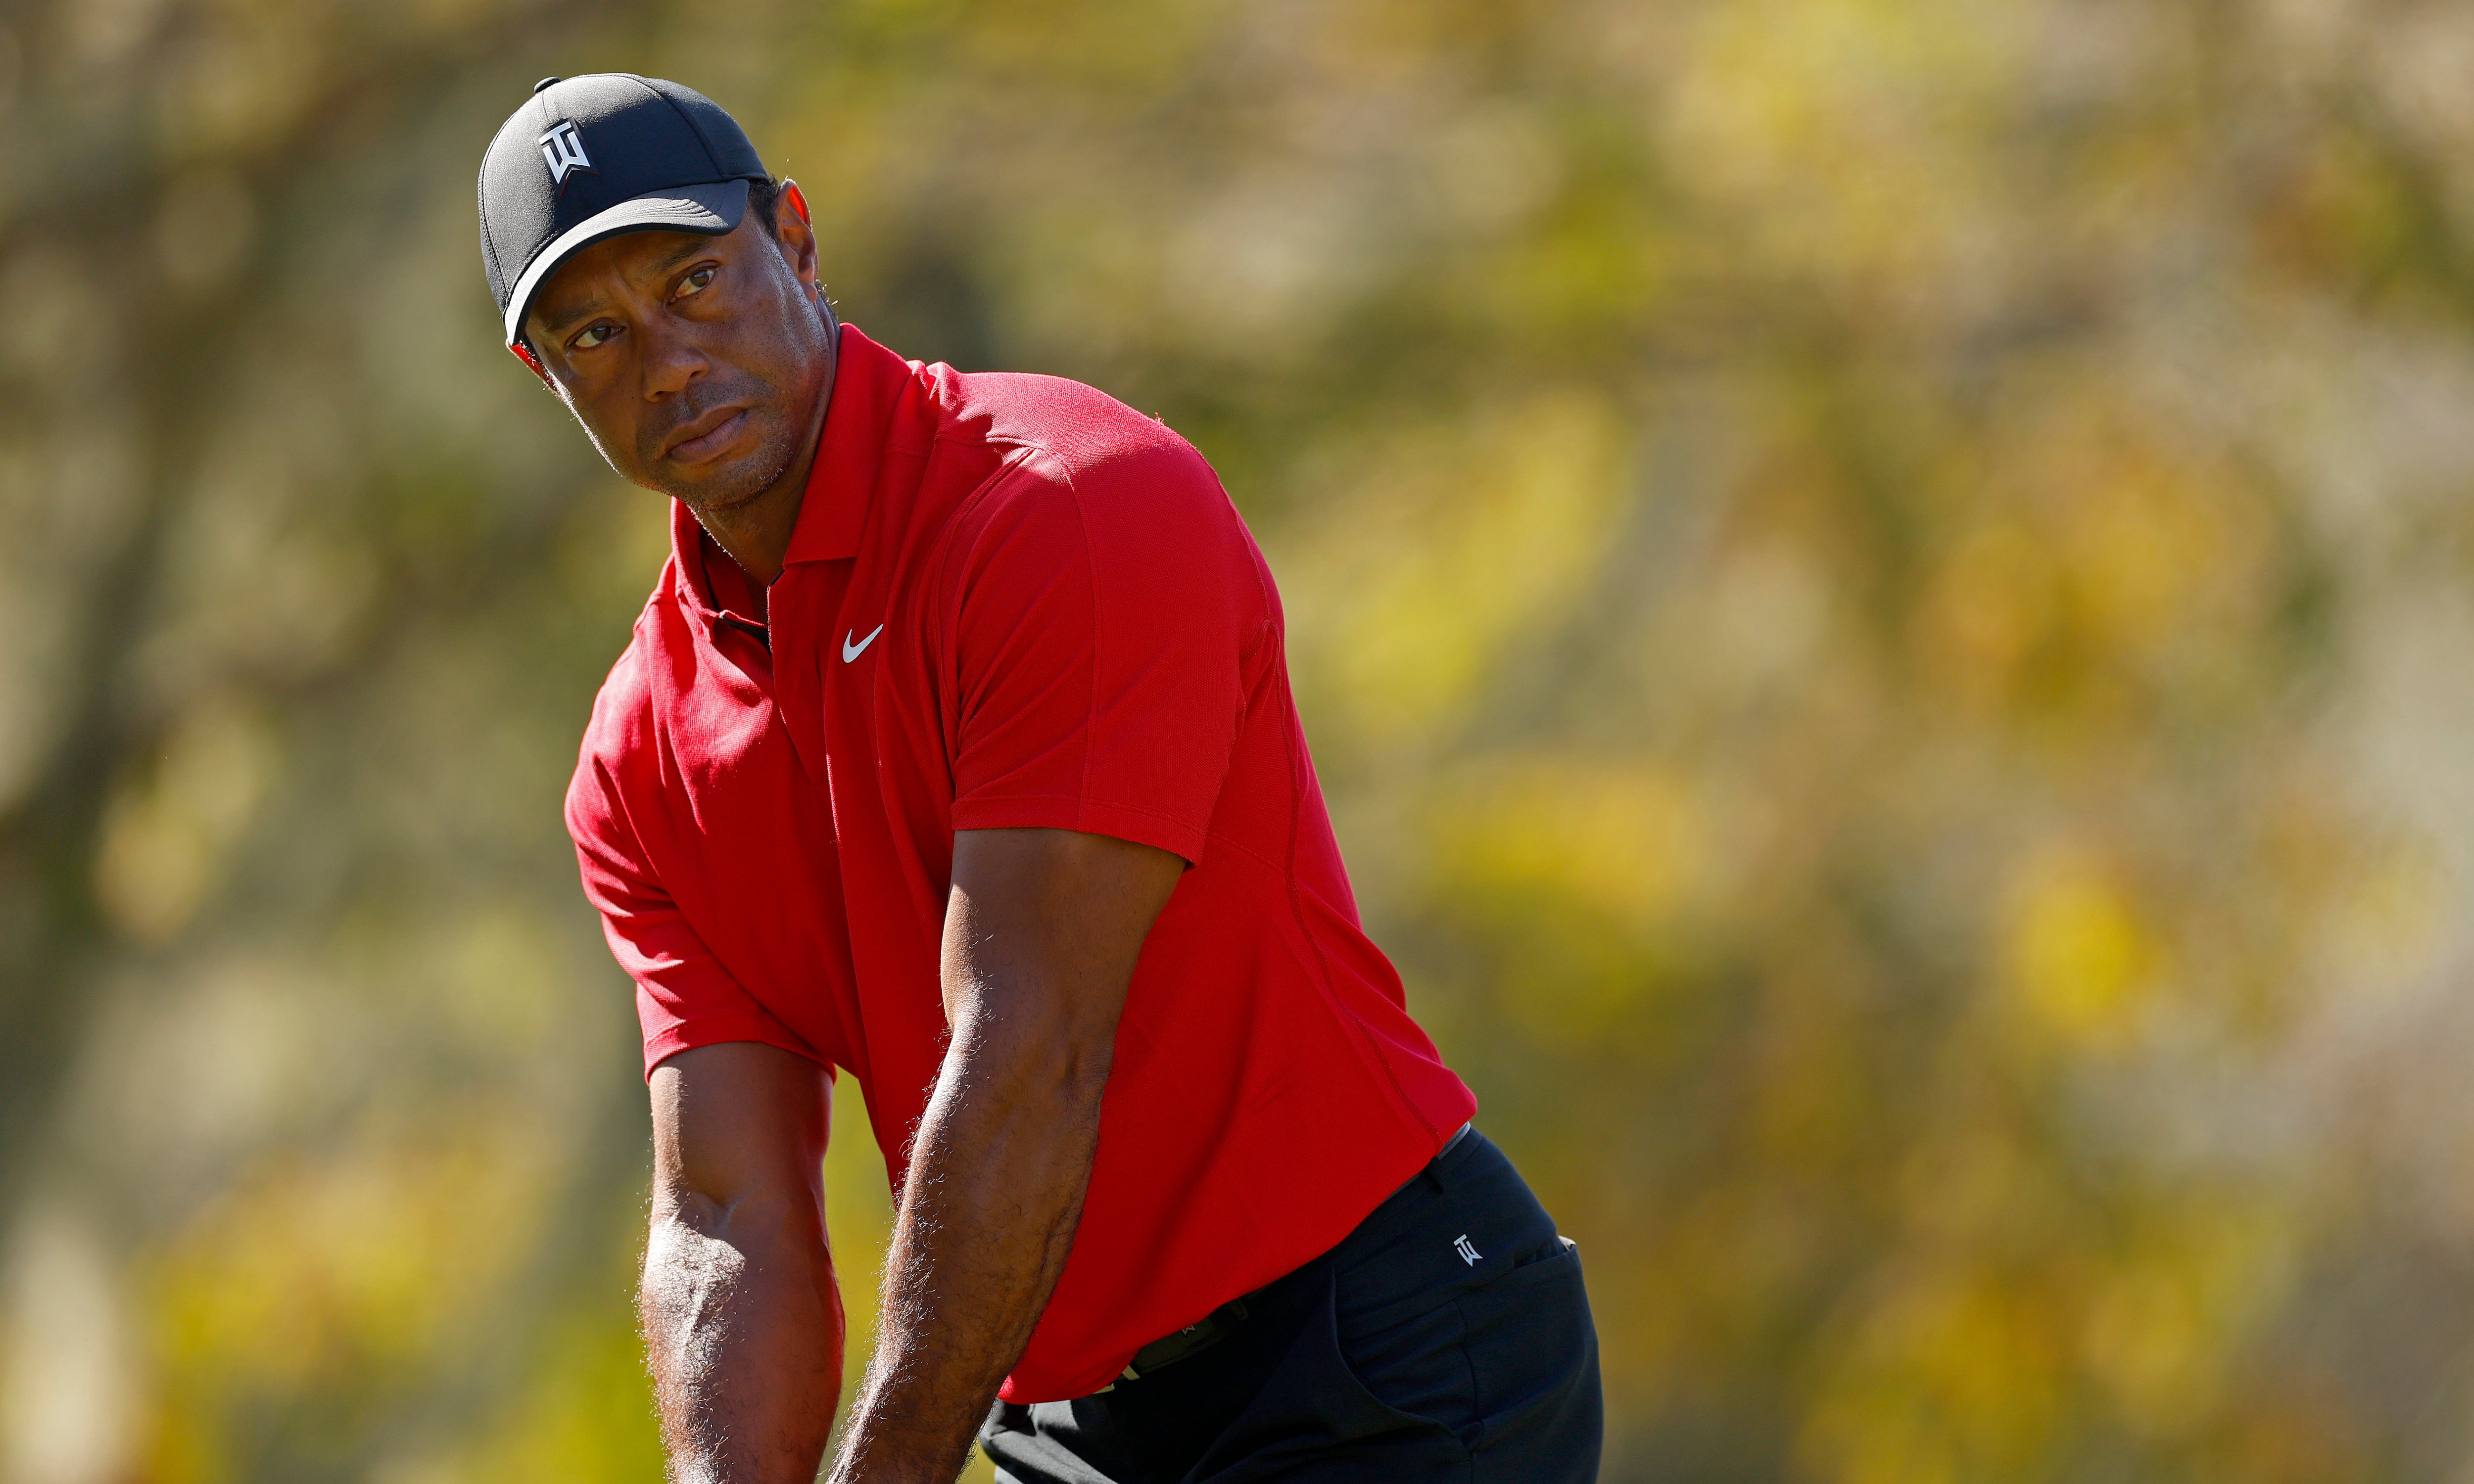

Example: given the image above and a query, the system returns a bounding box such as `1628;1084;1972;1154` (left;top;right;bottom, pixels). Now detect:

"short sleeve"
566;742;827;1080
944;436;1265;865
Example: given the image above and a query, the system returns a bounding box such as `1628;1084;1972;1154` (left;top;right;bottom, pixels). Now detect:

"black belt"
1113;1122;1475;1386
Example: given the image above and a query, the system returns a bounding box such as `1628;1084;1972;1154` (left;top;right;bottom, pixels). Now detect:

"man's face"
524;202;833;518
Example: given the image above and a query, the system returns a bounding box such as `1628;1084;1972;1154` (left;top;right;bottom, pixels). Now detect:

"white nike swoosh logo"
842;624;884;662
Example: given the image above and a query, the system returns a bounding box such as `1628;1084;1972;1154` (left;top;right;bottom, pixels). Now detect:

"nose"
638;317;709;401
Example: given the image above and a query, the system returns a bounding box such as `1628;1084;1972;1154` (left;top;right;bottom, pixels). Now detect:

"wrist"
826;1403;980;1484
824;1449;965;1484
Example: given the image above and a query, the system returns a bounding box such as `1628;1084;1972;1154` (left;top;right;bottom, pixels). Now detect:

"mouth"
663;407;752;465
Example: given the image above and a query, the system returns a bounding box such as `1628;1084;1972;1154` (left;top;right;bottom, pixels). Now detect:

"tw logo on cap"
537;120;593;190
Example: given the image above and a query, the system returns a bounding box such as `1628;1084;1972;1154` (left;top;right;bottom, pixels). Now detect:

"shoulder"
925;369;1252;567
928;366;1186;463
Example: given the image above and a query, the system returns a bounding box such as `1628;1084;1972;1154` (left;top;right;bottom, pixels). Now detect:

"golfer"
479;74;1601;1483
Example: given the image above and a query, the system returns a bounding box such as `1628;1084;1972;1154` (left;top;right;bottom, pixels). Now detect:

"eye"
673;265;717;299
570;322;620;352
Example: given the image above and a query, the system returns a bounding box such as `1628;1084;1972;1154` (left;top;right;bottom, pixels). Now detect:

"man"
478;74;1601;1483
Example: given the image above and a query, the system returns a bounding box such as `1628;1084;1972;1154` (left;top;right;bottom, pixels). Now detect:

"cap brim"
502;178;750;346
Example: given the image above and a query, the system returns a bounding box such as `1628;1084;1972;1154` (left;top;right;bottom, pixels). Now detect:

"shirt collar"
784;320;917;567
667;320;918;617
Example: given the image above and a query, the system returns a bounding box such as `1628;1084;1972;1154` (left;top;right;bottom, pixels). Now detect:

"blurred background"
3;0;2473;1479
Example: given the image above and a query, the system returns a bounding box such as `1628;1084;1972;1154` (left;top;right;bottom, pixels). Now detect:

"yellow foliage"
1438;758;1704;926
2005;845;2158;1051
1280;392;1628;747
1922;520;2056;699
93;697;278;943
141;1136;550;1481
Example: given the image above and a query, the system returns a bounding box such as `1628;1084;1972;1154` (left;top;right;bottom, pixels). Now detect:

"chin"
663;419;798;512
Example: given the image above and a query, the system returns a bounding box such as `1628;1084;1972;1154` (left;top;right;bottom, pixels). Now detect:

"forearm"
826;1027;1108;1484
642;1193;846;1483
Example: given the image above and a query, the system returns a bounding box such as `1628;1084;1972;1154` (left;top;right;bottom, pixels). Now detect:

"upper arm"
942;828;1184;1069
650;1041;833;1220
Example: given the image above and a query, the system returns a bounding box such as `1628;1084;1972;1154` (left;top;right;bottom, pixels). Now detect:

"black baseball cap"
477;73;769;348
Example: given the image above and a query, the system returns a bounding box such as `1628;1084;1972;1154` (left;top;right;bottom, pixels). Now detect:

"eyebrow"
535;236;719;337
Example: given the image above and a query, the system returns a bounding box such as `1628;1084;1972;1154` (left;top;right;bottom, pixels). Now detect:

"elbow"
1035;1009;1117;1093
1021;1027;1117;1105
954;1003;1117;1106
1047;1037;1115;1102
650;1173;819;1253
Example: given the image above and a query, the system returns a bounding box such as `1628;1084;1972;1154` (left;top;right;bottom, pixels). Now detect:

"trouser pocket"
1337;1238;1598;1448
1451;1241;1599;1467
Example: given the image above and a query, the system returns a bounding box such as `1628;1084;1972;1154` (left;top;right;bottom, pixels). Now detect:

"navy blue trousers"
979;1128;1602;1483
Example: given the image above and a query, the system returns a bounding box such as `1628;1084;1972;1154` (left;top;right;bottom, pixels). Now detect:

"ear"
771;179;821;285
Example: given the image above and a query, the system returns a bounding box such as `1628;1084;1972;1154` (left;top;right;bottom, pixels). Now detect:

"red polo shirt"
565;323;1475;1402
